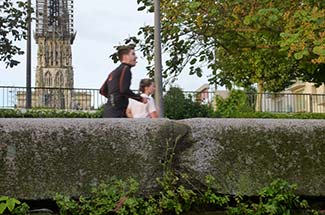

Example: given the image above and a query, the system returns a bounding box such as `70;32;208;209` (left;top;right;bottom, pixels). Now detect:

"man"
100;45;146;118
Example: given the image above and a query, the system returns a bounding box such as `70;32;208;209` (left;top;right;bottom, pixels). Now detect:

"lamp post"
154;0;164;117
26;0;32;109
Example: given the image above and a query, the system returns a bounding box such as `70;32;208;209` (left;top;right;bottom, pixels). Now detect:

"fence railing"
0;86;105;110
246;93;325;113
181;91;325;113
1;86;325;113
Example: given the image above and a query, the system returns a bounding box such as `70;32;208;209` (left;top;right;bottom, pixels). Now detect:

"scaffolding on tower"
35;0;75;43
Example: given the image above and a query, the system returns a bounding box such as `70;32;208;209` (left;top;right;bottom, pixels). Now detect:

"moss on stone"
0;118;324;200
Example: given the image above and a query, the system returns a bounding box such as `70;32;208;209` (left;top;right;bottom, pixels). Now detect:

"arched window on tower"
55;51;59;66
45;71;52;87
55;71;64;87
44;71;53;107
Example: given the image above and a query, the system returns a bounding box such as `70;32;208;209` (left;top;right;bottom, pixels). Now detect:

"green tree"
0;0;32;68
163;86;212;119
126;0;324;94
280;2;325;64
280;2;325;84
215;89;255;117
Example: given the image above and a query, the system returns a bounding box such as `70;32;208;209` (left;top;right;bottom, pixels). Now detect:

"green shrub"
228;179;319;215
163;87;213;119
215;89;255;117
55;177;319;215
0;196;29;215
55;178;145;215
0;109;102;118
219;112;325;119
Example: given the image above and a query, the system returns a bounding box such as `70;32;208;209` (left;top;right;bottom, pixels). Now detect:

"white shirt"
128;94;157;118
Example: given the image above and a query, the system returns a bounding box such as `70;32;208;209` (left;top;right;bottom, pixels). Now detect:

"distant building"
195;84;230;110
195;84;210;104
194;82;325;113
284;82;325;113
17;0;91;110
248;82;325;113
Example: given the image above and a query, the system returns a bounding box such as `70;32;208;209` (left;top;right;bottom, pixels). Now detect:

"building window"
45;71;52;87
55;71;64;87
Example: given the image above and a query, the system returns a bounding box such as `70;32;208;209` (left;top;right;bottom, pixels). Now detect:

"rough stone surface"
0;119;189;199
0;118;324;200
179;118;325;196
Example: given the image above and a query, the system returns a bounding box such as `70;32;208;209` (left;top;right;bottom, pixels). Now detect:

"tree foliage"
163;86;213;119
0;0;32;68
124;0;325;92
215;89;255;117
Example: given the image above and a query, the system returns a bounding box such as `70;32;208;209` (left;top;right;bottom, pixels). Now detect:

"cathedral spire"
35;0;75;108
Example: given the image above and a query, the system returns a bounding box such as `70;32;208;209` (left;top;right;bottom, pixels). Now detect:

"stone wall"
0;118;324;199
0;119;188;199
178;119;325;196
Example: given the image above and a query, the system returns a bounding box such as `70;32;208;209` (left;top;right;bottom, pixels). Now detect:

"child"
126;78;158;118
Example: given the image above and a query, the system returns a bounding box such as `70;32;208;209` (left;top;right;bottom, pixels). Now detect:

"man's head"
118;45;137;66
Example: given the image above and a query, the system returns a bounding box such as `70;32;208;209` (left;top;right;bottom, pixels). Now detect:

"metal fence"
0;86;105;110
181;91;325;113
246;93;325;113
1;86;325;113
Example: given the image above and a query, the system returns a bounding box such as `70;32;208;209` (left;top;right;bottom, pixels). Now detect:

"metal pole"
26;0;32;109
154;0;164;117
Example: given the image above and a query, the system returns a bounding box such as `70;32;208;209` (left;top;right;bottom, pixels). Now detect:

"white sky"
0;0;210;91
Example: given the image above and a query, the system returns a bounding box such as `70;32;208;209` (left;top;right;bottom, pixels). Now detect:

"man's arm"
119;66;142;102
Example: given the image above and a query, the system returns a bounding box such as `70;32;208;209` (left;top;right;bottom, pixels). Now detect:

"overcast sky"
0;0;209;91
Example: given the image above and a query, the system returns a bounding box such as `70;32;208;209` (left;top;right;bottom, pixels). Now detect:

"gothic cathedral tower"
34;0;75;108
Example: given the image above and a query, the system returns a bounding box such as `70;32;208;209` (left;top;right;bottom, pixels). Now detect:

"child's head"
139;78;155;94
